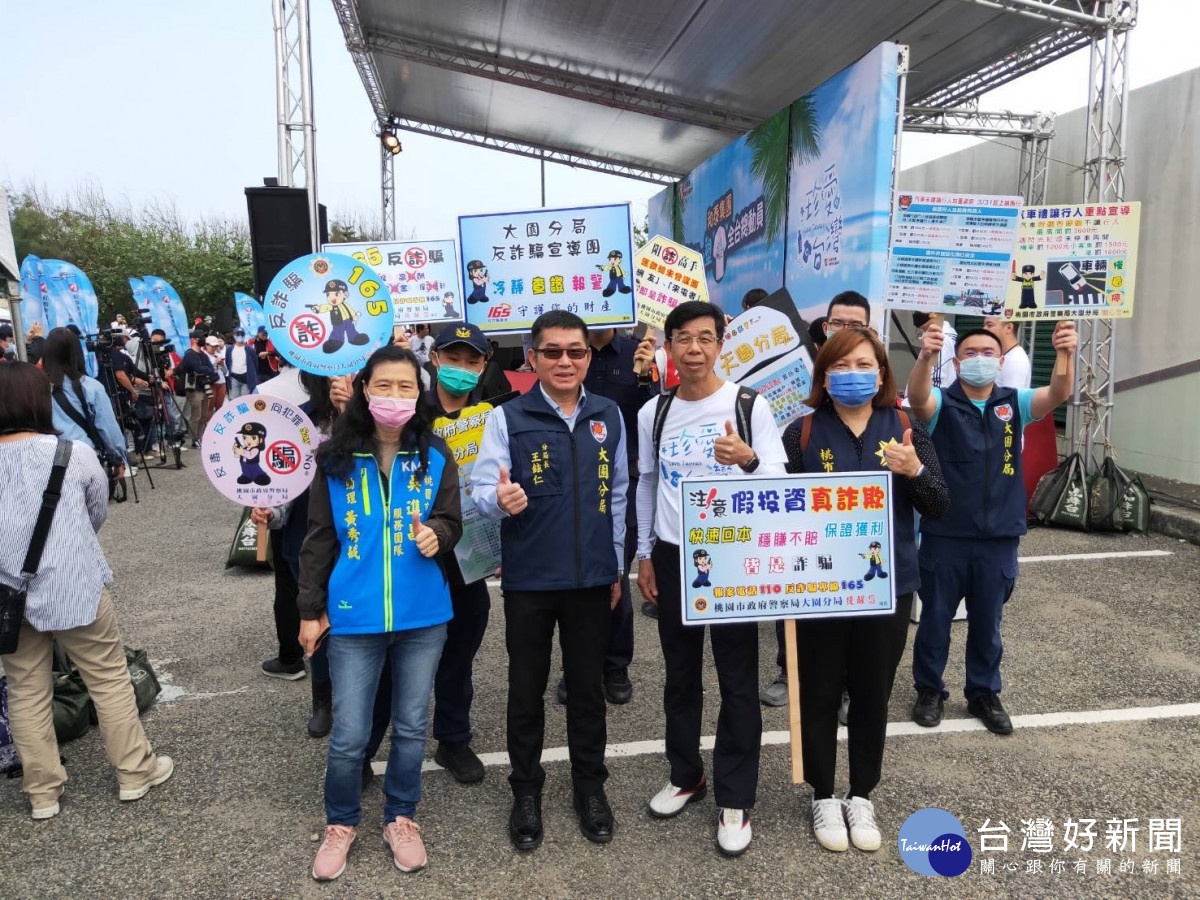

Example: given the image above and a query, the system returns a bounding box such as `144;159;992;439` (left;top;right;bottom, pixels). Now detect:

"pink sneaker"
312;824;356;881
383;816;427;872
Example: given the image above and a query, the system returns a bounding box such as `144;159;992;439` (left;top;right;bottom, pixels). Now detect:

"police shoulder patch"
994;404;1014;422
590;420;608;443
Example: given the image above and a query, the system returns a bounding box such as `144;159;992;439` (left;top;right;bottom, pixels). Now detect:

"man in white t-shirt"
635;301;786;858
984;317;1032;389
410;323;434;366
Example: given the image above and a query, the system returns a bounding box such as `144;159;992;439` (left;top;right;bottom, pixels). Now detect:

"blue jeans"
324;624;447;825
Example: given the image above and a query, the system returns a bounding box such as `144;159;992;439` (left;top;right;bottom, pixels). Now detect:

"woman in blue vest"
781;328;949;855
297;345;462;882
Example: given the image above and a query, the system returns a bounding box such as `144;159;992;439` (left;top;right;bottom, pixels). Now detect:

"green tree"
8;184;253;327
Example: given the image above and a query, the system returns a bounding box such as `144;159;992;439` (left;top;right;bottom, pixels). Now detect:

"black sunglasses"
532;347;589;360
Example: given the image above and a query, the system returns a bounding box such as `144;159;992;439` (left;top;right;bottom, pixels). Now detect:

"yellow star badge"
876;439;899;468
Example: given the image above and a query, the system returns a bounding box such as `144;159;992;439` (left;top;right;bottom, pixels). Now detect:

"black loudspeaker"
245;187;329;297
213;307;236;334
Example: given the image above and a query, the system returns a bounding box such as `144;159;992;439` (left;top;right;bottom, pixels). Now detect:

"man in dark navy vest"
906;318;1077;735
547;326;657;706
472;310;628;852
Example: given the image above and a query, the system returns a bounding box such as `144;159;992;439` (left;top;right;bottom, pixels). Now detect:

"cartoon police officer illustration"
466;261;490;305
306;279;372;354
596;250;633;297
233;421;271;485
692;548;714;589
1012;264;1045;310
860;541;888;581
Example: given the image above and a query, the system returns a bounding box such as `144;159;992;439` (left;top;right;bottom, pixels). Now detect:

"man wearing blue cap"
424;323;505;784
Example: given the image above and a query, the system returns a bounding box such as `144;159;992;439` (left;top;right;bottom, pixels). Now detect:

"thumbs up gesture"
412;510;439;558
714;418;755;468
496;464;529;515
883;428;922;478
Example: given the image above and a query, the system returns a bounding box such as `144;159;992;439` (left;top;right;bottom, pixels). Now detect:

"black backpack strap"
800;412;813;454
20;439;73;578
651;386;679;458
53;381;111;463
734;387;756;447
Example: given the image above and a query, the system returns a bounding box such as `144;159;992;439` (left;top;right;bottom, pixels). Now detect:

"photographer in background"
41;328;128;485
254;326;280;383
175;330;216;448
147;329;185;446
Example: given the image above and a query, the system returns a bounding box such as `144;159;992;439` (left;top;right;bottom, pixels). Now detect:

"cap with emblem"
433;322;489;356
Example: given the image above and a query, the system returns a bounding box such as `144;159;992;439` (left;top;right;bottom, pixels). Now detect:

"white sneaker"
843;796;881;851
812;797;849;851
649;778;707;818
119;755;174;801
716;808;752;857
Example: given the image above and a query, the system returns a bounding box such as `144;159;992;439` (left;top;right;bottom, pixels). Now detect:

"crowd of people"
0;287;1074;882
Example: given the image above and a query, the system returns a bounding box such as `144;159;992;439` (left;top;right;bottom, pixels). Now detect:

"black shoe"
307;681;332;737
509;795;543;852
254;474;271;485
237;475;252;484
322;340;343;354
878;572;888;579
837;690;850;727
968;694;1014;735
261;656;306;681
864;572;874;581
435;741;485;784
349;333;369;346
556;677;568;705
602;287;616;298
618;285;632;294
912;689;944;728
641;601;659;619
573;790;614;843
604;668;632;705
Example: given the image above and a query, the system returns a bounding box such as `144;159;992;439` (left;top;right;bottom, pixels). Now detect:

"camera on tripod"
85;328;117;354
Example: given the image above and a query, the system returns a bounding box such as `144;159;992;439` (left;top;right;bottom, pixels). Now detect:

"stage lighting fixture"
381;130;402;155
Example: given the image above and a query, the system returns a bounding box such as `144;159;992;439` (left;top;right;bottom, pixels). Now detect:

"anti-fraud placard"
264;252;392;375
432;402;502;585
1004;202;1141;321
201;395;318;507
458;203;635;335
323;239;463;326
884;192;1022;316
633;235;708;331
679;472;896;625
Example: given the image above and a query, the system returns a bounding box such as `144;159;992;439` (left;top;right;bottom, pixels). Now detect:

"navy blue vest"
922;381;1027;539
799;405;920;596
500;389;624;592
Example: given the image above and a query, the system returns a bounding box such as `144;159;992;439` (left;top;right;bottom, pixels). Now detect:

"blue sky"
2;1;1196;240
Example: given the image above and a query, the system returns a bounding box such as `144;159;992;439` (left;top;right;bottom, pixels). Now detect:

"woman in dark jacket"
781;328;949;855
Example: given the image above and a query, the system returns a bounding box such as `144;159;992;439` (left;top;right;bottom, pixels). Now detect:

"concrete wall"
901;67;1200;484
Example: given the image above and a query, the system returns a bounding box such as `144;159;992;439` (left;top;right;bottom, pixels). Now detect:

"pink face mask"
366;395;417;429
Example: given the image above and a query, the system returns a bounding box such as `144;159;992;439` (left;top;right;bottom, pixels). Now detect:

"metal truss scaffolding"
1071;0;1136;471
380;142;396;241
273;0;320;252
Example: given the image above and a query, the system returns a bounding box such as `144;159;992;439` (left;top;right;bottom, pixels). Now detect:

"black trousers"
432;579;491;744
505;586;611;797
654;541;761;810
271;529;303;665
604;474;638;673
796;592;914;800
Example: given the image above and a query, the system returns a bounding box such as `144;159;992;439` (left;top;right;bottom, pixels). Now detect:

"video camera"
85;328;118;354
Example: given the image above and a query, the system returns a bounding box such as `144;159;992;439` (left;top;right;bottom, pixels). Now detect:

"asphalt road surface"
2;458;1197;899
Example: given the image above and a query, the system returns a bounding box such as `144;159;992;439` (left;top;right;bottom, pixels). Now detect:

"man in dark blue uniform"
472;310;629;851
906;319;1077;735
553;326;657;705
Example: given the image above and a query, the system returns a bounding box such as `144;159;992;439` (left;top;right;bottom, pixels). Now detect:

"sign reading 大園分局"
679;472;896;625
458;203;635;335
201;395;318;507
263;252;393;376
322;239;463;326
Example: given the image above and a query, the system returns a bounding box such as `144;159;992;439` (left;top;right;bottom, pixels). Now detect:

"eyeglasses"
532;347;589;360
669;333;719;348
959;349;1000;359
826;319;868;332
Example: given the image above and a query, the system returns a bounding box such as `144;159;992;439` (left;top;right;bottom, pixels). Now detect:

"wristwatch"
740;452;761;473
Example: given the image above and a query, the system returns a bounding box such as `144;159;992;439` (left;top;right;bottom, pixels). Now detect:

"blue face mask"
958;356;1000;388
437;363;481;397
826;370;879;407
